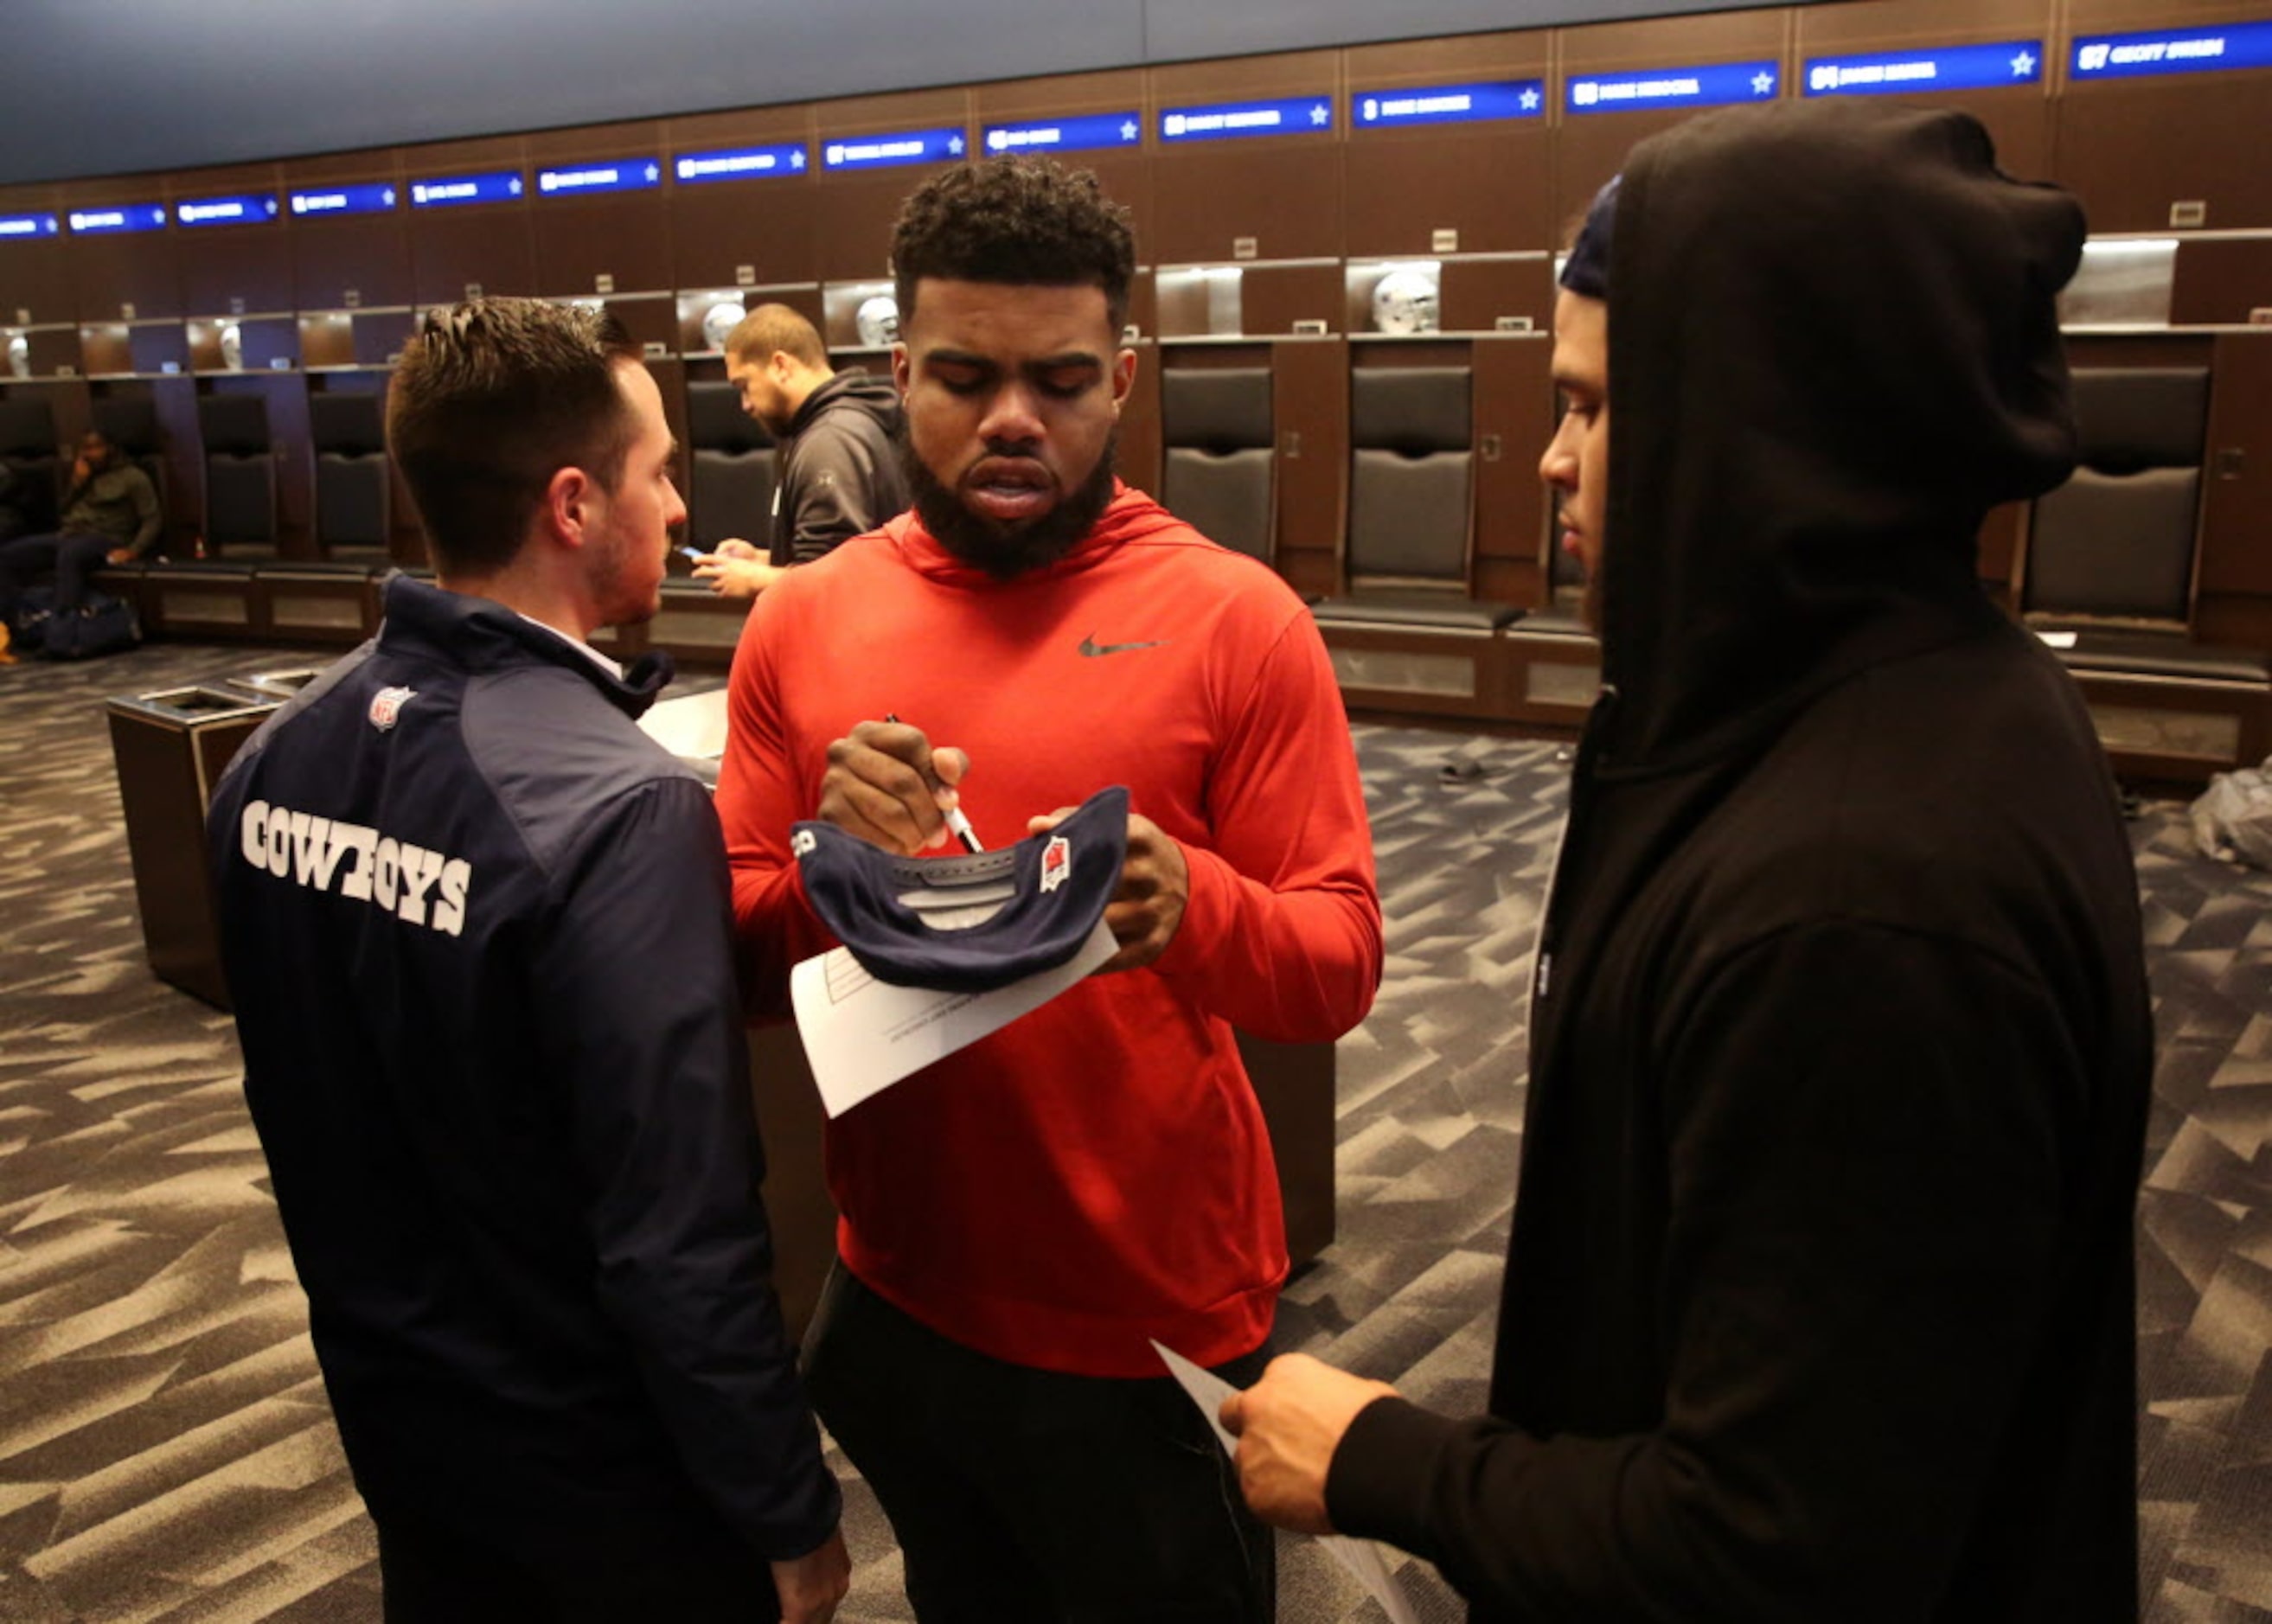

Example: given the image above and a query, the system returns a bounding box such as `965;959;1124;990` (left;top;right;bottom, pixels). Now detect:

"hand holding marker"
885;714;983;853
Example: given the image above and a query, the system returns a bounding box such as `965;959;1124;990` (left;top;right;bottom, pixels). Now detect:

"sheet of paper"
635;686;729;761
1151;1340;1423;1624
2034;629;2080;649
790;918;1117;1117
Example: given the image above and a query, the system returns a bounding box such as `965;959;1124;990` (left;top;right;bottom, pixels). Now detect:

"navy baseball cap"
1560;175;1620;299
793;785;1129;993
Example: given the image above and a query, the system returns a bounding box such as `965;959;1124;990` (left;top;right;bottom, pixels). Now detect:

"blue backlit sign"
67;202;169;234
536;160;662;197
410;172;523;208
290;184;399;218
2071;21;2272;81
1566;61;1780;114
1806;42;2043;95
822;129;967;169
0;213;61;240
982;112;1142;156
675;144;809;183
175;193;279;227
1354;81;1546;127
1160;98;1334;142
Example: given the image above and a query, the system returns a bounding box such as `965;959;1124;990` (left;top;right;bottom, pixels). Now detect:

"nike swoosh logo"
1078;635;1171;658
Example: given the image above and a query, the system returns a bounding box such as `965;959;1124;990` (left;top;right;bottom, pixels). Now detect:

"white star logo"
790;149;806;169
1520;86;1540;112
2011;49;2037;77
948;134;965;156
1121;119;1138;142
1310;102;1329;125
1752;71;1776;95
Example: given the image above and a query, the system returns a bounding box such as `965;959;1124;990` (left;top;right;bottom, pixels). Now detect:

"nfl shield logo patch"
368;686;415;732
1039;833;1072;894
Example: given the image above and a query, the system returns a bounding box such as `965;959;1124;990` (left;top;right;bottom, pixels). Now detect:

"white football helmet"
854;294;900;348
1370;265;1443;336
701;298;745;354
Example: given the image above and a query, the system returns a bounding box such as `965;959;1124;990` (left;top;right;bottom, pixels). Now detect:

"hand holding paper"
1216;1352;1400;1537
1154;1342;1419;1624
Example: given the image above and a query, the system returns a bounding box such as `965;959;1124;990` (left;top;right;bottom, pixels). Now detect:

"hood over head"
1589;99;2084;773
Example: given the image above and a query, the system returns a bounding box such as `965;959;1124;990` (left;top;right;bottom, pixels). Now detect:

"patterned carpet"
3;639;2269;1621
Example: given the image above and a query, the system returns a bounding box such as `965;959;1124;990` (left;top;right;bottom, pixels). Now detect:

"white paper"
1151;1340;1423;1624
635;687;730;761
2034;629;2080;650
790;918;1117;1117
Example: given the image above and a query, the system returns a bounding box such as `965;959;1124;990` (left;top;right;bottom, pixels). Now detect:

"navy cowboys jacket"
207;574;837;1559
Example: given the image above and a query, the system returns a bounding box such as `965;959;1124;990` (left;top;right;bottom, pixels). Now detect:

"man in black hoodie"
695;303;909;598
1221;101;2154;1621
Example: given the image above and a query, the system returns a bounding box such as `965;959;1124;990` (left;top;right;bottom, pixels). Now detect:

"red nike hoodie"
715;484;1382;1375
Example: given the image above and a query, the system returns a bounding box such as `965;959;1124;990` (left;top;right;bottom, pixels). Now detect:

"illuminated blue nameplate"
1567;61;1779;114
1354;81;1546;127
0;213;61;240
2072;20;2272;81
410;172;522;208
675;144;809;183
1160;98;1334;142
822;130;966;170
291;184;399;218
67;203;169;235
176;193;279;227
1806;42;2043;96
982;112;1142;156
537;160;662;197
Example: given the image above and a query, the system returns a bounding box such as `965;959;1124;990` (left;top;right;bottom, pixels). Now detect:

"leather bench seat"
2051;630;2271;687
1310;590;1521;632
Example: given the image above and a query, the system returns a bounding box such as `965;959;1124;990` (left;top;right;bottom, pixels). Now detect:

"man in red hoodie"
714;157;1383;1621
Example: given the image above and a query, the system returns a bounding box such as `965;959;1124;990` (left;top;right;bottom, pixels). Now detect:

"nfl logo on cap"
1040;834;1072;894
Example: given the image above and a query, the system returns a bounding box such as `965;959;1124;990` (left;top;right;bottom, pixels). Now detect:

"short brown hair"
891;158;1135;336
386;298;640;575
726;303;828;369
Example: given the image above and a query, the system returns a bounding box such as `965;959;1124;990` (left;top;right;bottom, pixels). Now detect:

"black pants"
804;1264;1276;1624
370;1492;778;1623
0;530;114;625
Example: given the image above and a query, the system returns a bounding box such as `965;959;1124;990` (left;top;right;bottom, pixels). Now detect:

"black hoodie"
768;366;910;566
1329;102;2152;1621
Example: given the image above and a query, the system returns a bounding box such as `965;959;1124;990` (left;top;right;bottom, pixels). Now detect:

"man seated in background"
692;302;908;598
0;428;159;630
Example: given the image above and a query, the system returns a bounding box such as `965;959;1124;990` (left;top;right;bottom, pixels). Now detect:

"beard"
903;431;1119;581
